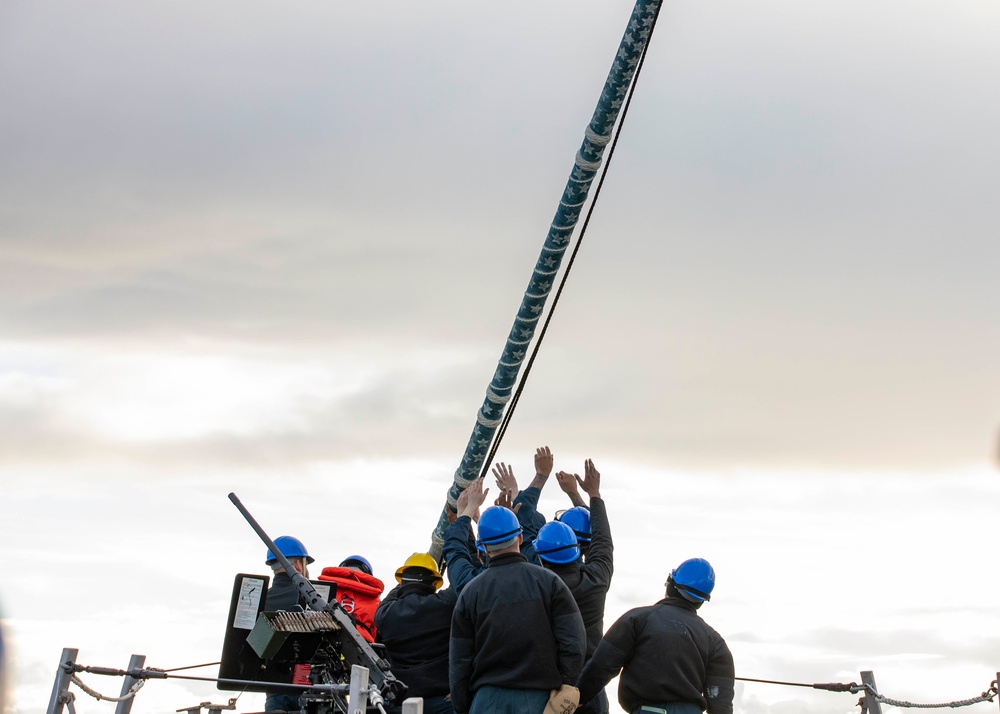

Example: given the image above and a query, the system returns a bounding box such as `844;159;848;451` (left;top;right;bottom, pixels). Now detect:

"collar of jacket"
486;551;527;567
398;581;438;595
658;595;700;612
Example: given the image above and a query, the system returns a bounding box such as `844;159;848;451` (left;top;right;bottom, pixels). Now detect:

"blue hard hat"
670;557;715;602
533;521;581;565
339;555;373;576
476;506;523;547
265;535;314;565
556;506;592;543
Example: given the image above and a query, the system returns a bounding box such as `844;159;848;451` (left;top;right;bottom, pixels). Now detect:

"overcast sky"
1;1;999;713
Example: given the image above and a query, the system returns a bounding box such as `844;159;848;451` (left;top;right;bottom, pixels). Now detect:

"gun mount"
221;493;405;714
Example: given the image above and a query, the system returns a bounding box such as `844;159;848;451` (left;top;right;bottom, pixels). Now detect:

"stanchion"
860;671;883;714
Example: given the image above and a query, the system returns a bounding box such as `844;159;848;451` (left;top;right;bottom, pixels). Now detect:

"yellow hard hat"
395;552;443;588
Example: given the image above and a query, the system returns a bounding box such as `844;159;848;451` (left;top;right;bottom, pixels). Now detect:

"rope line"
70;674;145;702
736;676;999;710
61;658;997;712
872;680;998;709
479;1;665;477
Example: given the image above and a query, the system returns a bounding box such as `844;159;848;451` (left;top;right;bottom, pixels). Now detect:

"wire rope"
479;1;665;476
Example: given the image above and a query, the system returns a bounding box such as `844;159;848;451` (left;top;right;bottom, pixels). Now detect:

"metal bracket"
860;671;883;714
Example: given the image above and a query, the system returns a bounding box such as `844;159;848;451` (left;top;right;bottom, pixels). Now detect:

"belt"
638;708;668;714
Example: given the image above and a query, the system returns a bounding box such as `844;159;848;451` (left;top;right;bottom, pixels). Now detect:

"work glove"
545;684;580;714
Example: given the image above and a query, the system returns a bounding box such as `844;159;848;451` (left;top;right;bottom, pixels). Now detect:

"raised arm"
555;470;587;508
529;445;554;490
578;458;601;500
458;476;488;522
581;460;613;581
443;478;489;593
492;461;520;504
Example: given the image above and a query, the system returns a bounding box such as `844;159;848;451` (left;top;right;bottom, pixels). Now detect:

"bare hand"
534;446;554;477
556;470;581;497
492;462;519;503
460;477;489;521
493;488;521;515
455;487;470;522
556;470;587;508
579;459;601;499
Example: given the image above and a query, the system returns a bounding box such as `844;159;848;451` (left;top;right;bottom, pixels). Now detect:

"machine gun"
222;492;405;714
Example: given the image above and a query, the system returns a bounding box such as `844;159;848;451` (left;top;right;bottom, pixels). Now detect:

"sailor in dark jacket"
533;459;614;714
374;479;488;714
449;506;586;714
547;460;613;657
265;536;314;612
577;559;735;714
262;536;316;713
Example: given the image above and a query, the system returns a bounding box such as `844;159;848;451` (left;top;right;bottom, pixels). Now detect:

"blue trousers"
421;696;457;714
264;693;301;713
469;686;549;714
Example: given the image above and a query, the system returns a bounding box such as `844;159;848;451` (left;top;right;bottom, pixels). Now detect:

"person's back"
376;555;455;713
449;506;586;714
262;536;315;713
591;599;731;713
375;480;488;714
577;558;734;714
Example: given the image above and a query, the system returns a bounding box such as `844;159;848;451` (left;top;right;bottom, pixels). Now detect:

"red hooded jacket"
317;566;385;643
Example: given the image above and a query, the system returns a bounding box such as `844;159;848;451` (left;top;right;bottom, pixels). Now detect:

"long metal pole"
431;0;663;557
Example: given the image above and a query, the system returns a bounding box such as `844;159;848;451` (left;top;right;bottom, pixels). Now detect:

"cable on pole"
478;0;665;477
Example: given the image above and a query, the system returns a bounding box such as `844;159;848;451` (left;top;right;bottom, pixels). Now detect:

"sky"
1;1;999;713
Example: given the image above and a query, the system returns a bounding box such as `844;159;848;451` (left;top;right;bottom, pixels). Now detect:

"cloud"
0;341;499;467
783;627;1000;666
2;0;1000;474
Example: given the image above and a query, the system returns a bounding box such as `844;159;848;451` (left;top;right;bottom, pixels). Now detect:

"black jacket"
545;496;613;660
265;571;304;612
375;582;457;699
373;517;480;699
577;597;734;714
449;552;586;714
441;515;488;585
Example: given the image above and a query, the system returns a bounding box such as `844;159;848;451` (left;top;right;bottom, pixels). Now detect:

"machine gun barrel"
228;492;330;612
227;492;404;704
